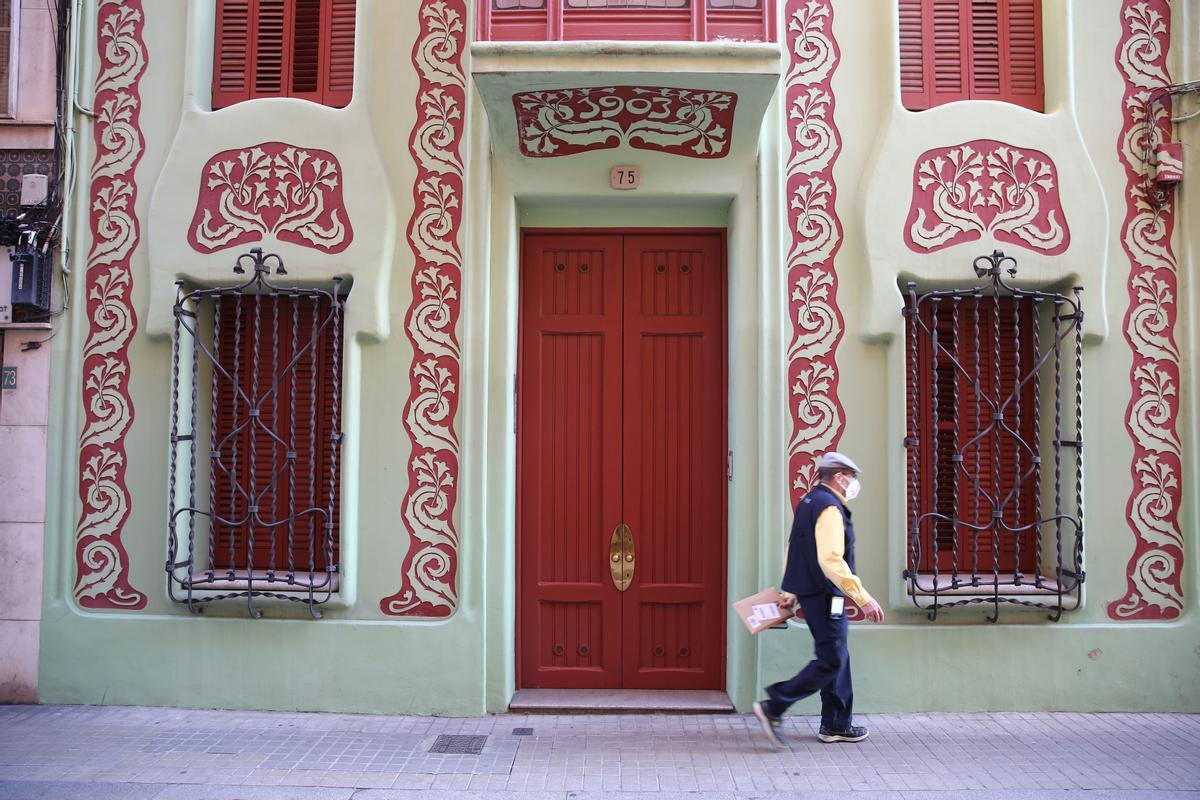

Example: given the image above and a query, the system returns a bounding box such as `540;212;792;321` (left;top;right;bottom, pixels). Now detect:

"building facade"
25;0;1200;714
0;0;65;704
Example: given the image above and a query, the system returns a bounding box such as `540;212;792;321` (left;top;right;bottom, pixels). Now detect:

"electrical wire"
19;328;58;351
0;330;5;423
1139;80;1200;206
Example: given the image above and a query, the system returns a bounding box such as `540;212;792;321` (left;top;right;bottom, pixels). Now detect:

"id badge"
829;595;845;619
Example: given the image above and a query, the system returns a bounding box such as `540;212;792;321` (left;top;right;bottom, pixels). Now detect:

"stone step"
509;689;735;714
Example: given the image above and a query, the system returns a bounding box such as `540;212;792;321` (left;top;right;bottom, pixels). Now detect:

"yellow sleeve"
814;505;873;608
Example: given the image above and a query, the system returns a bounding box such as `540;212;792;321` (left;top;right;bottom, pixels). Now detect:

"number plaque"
610;165;641;190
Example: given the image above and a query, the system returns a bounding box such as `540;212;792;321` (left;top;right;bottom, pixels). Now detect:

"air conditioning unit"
10;247;51;320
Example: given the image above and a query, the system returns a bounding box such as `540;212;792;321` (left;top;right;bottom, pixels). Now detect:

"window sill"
170;569;348;612
907;572;1068;597
180;569;340;594
0;321;52;330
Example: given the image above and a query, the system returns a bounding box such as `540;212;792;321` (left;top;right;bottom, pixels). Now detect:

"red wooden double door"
518;231;727;689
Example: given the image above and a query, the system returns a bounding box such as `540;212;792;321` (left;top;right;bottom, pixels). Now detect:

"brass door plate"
609;523;634;591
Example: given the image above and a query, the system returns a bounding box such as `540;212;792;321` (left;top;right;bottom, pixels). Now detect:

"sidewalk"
0;704;1197;799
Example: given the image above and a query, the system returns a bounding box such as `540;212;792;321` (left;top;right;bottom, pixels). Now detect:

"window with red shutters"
212;0;355;110
899;0;1043;112
901;255;1085;621
211;294;343;576
167;254;348;617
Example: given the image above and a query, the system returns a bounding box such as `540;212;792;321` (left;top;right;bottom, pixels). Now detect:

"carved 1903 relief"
513;86;736;158
188;143;353;254
904;140;1070;255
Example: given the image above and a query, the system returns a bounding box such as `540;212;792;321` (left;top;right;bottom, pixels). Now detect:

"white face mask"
840;475;861;501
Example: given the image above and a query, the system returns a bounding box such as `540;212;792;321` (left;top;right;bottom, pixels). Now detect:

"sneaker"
818;724;869;743
752;701;785;748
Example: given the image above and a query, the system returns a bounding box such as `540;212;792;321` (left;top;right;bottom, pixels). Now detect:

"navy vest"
781;484;855;597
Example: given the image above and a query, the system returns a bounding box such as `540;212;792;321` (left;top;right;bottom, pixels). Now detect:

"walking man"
753;451;884;748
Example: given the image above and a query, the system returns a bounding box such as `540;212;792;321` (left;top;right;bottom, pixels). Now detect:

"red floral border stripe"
381;0;466;616
785;0;845;503
73;0;148;609
1108;0;1183;619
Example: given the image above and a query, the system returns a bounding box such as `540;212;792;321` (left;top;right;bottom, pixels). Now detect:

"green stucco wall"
38;0;1200;716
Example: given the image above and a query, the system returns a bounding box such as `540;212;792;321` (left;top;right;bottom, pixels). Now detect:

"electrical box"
10;248;51;320
19;174;48;207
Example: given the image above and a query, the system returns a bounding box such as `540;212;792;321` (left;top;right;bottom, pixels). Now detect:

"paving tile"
0;707;1197;799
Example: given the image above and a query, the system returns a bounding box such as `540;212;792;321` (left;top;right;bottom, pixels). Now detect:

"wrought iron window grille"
167;248;346;619
902;250;1084;622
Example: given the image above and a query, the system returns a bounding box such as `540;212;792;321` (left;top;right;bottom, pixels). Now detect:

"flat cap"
817;451;861;473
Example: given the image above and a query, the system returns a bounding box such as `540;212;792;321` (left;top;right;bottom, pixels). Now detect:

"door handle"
609;523;635;591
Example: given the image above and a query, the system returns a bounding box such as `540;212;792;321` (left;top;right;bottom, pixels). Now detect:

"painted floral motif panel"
904;139;1070;255
188;143;353;255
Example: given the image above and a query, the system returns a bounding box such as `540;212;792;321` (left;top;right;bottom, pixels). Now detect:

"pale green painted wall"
38;0;1200;716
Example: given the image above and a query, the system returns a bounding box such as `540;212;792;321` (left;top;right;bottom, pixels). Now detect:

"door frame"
515;227;729;690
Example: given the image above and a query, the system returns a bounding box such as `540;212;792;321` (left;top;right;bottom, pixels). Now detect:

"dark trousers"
763;593;853;730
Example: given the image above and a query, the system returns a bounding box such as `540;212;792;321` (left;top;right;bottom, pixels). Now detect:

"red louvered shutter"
898;0;928;110
997;0;1043;111
928;0;969;108
214;0;356;110
950;297;1038;574
290;0;323;100
968;0;1001;99
991;298;1038;571
908;297;1039;575
900;0;968;111
211;295;343;574
968;0;1043;111
952;300;1000;571
323;0;356;107
252;0;288;98
901;0;1042;112
212;296;248;570
213;0;252;108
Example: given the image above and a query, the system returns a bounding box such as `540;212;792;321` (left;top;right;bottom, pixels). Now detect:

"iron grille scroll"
903;250;1084;622
166;248;345;619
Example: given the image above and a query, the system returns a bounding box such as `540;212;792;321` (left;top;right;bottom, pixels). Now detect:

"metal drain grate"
512;727;533;736
429;734;488;754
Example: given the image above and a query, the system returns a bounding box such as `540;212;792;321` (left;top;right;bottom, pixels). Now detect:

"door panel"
519;231;726;690
519;235;623;688
621;236;725;688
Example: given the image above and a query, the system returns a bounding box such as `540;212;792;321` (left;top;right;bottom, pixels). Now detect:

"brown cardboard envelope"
733;586;794;634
